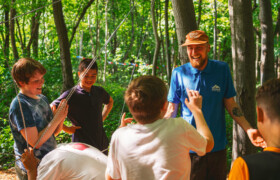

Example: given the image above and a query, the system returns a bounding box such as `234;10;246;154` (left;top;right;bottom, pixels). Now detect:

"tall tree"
123;0;135;61
229;0;257;161
53;0;74;91
151;0;160;76
165;0;171;83
95;0;100;56
213;0;218;59
52;0;95;91
103;0;108;83
259;0;275;84
10;0;19;61
3;3;10;67
197;0;202;28
170;0;197;64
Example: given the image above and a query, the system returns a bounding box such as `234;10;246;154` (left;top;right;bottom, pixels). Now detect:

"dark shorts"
190;149;227;180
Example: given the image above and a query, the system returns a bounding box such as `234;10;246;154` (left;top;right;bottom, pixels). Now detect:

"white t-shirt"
106;118;207;180
37;143;107;180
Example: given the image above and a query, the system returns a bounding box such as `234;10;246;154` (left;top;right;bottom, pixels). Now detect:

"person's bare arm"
21;148;38;180
164;102;179;118
62;124;81;134
21;100;68;148
102;97;114;122
224;97;266;148
50;101;68;136
185;89;214;152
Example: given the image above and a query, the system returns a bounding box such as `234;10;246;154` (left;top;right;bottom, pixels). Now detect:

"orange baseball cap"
181;30;209;46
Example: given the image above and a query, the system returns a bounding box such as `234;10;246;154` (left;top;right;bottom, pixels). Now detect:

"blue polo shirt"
167;59;236;152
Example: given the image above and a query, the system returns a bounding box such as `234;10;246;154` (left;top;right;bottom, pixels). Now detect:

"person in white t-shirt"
21;143;107;180
106;75;214;180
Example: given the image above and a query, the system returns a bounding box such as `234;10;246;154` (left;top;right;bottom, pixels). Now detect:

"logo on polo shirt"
212;85;221;92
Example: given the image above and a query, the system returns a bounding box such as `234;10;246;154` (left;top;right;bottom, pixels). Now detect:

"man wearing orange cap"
165;30;265;180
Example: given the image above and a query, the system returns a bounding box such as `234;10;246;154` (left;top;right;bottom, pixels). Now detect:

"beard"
190;57;208;70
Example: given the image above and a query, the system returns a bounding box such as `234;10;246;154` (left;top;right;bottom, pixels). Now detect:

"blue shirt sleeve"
167;69;182;104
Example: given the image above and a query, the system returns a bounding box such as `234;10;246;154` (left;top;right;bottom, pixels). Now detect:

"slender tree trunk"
123;0;135;61
10;0;19;61
165;0;171;84
53;0;74;91
276;34;279;78
88;14;95;58
16;19;25;51
27;12;41;58
259;0;275;84
68;0;95;47
229;0;257;162
111;0;117;56
30;0;40;58
213;0;218;59
151;0;160;76
95;0;100;56
79;31;83;57
275;8;280;78
31;15;40;58
4;4;10;67
255;29;261;81
171;0;197;64
103;0;108;83
197;0;202;28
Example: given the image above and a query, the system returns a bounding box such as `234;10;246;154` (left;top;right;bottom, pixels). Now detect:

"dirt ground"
0;168;18;180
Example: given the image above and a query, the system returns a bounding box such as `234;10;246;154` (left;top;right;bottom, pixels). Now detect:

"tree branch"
26;12;41;51
69;0;95;46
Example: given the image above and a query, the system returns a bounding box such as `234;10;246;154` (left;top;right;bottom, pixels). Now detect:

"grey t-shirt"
9;93;56;172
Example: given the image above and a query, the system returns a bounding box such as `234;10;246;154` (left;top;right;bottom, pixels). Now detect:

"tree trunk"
10;0;19;61
255;29;261;81
171;0;197;65
88;14;95;58
197;0;202;28
228;0;257;162
259;0;275;84
79;31;83;57
123;0;135;62
165;0;171;84
31;13;40;58
4;4;10;67
27;12;41;58
151;0;160;76
95;0;100;56
111;0;117;56
213;0;218;59
103;0;108;83
53;0;74;91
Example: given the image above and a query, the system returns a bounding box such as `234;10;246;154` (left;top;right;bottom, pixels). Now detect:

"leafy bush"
0;118;15;170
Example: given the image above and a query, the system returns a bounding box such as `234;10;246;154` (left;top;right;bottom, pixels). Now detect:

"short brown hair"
256;78;280;122
124;76;167;124
79;58;98;72
12;58;46;87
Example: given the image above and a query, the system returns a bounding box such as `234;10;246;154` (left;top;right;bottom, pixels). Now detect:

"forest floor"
0;168;18;180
